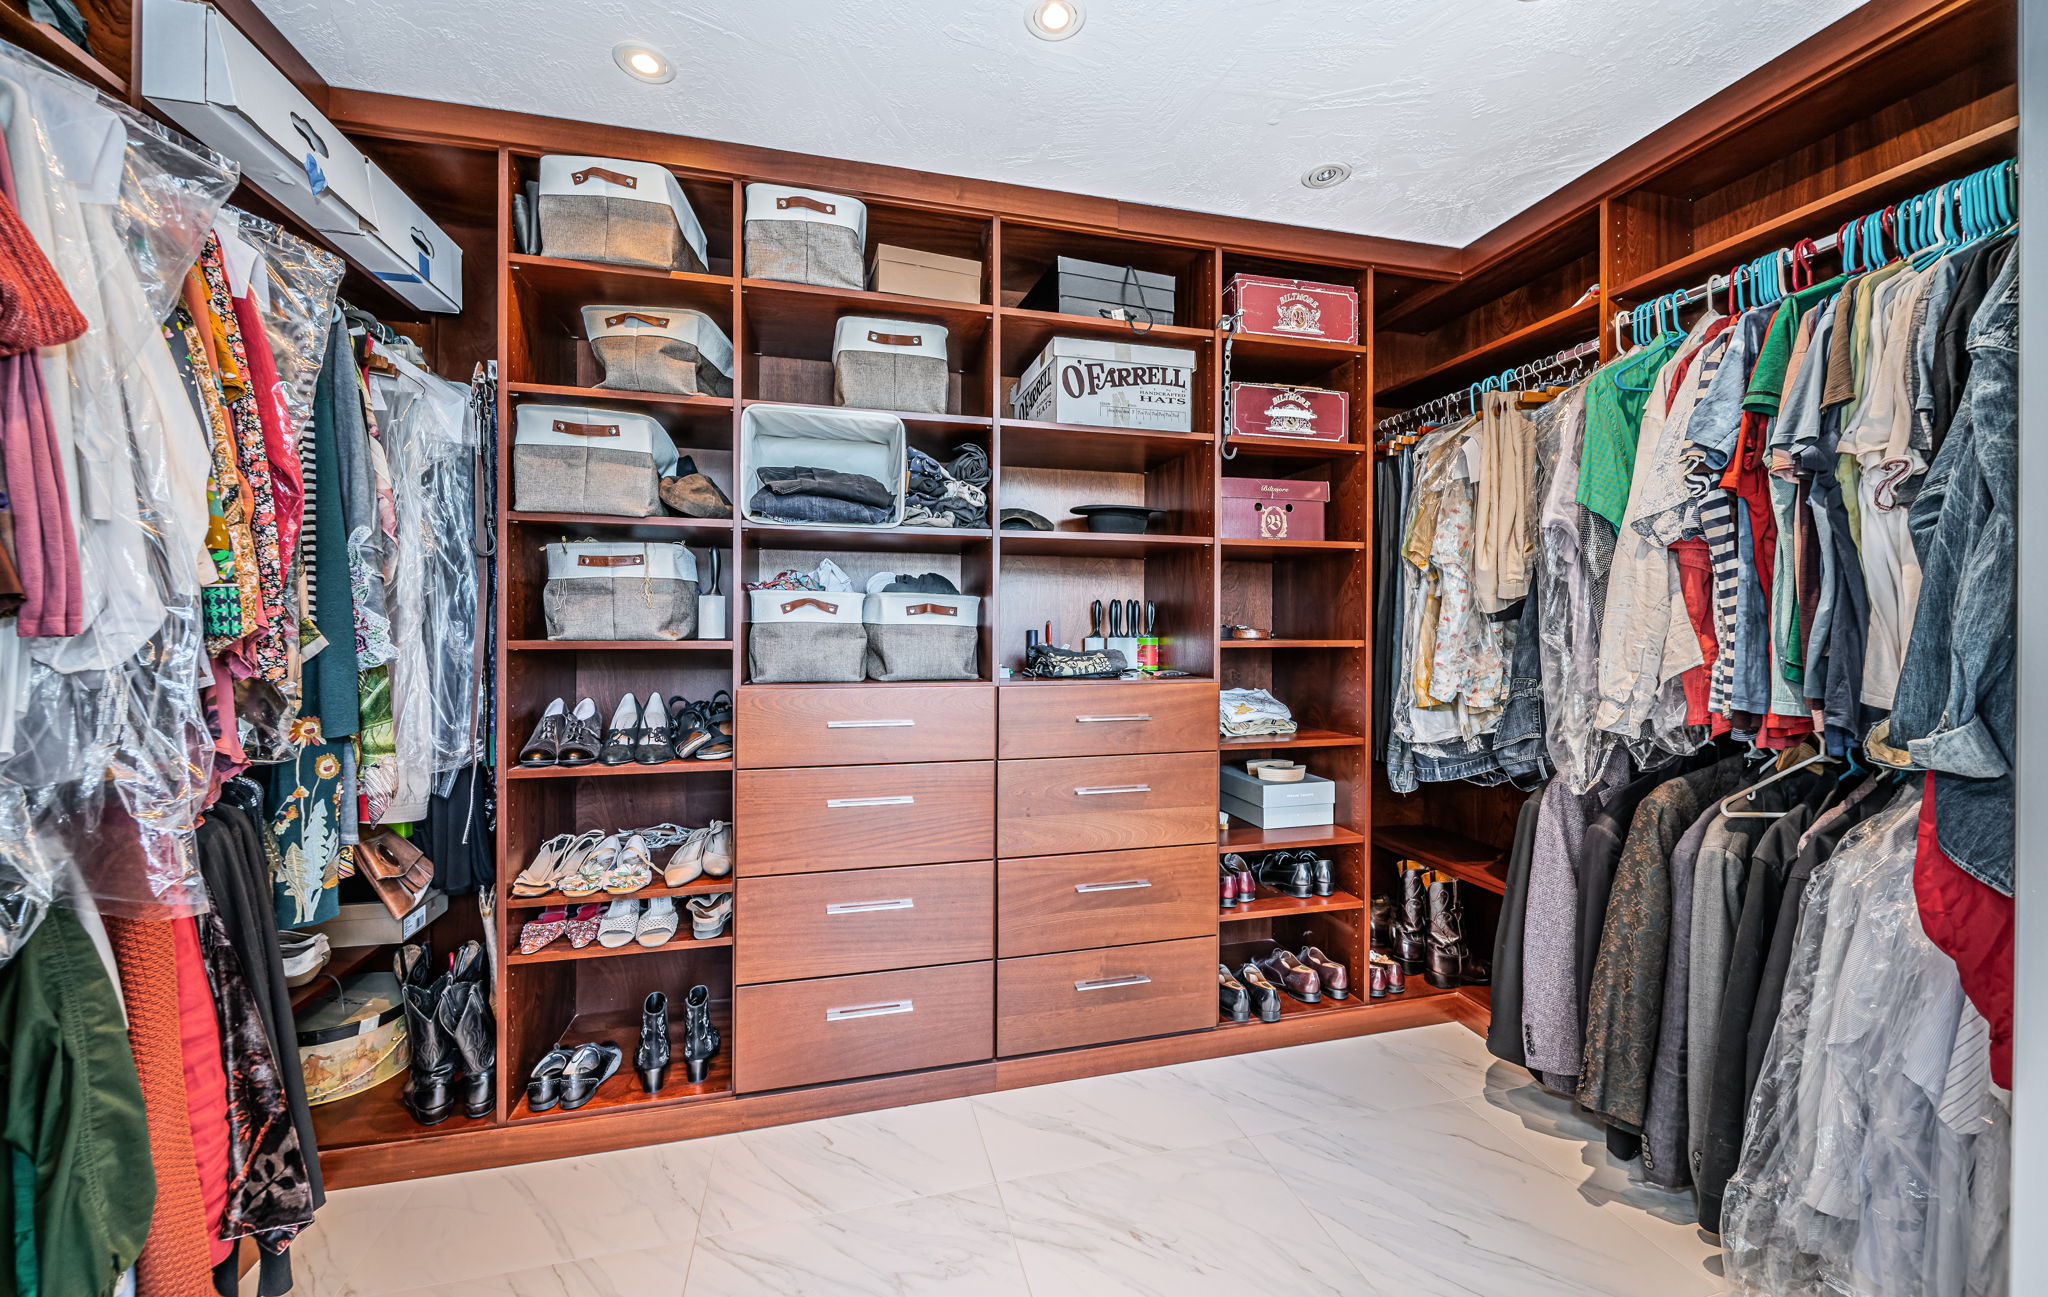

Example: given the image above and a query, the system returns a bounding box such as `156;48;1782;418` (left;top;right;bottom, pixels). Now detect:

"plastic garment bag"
1530;385;1624;793
1721;786;2010;1297
0;44;236;958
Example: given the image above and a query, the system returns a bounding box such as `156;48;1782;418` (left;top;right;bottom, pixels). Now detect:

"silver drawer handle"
826;719;915;729
1075;784;1150;796
826;795;916;808
1074;880;1153;893
1075;974;1152;992
825;999;914;1021
1076;714;1152;723
824;898;915;915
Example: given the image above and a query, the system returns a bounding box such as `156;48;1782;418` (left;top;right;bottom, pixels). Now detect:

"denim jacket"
1886;244;2016;895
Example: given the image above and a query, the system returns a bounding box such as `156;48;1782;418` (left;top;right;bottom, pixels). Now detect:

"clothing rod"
1374;336;1599;436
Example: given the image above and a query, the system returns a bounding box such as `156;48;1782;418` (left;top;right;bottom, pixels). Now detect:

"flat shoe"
664;828;707;887
559;1042;623;1111
597;898;643;948
600;693;640;766
700;820;733;879
558;698;603;767
564;903;604;948
526;1046;572;1112
635;691;674;765
517;699;568;767
517;906;568;955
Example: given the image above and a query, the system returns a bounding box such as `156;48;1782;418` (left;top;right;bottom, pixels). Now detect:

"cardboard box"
1219;765;1337;808
1021;255;1177;325
869;244;982;304
311;889;447;949
1013;335;1197;431
1227;382;1349;442
1222;476;1331;540
1221;792;1336;829
1224;273;1360;344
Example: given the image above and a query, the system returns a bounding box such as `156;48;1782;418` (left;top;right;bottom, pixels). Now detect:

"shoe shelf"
1218;823;1364;855
508;929;734;966
1370;824;1510;896
314;1073;494;1149
1218;729;1364;752
288;943;389;1013
1220;888;1364;924
507;758;737;780
507;877;735;910
509;1003;735;1122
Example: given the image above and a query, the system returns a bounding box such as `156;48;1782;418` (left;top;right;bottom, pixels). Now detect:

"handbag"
1022;643;1128;679
357;829;436;919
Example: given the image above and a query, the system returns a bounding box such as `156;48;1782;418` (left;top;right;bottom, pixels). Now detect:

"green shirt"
1741;275;1849;416
1576;336;1683;530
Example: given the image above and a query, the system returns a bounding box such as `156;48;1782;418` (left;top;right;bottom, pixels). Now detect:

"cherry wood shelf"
1225;331;1371;385
1219;729;1364;751
1219;537;1365;560
1220;889;1365;923
287;944;389;1013
0;6;125;95
508;759;736;780
1371;825;1510;896
504;380;735;413
743;521;994;552
312;1074;495;1150
1218;434;1367;459
997;306;1212;373
508;929;733;965
1219;638;1366;650
508;1005;735;1121
507;877;734;910
506;511;735;535
743;276;992;334
1374;299;1599;402
1219;823;1364;855
998;417;1215;473
997;530;1213;558
738;397;991;434
507;640;735;652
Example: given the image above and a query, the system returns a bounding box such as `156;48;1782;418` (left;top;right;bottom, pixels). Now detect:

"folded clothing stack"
903;444;989;528
748;464;898;526
1220;687;1298;738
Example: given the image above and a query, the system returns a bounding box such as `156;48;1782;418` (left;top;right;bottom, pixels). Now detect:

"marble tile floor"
274;1023;1731;1297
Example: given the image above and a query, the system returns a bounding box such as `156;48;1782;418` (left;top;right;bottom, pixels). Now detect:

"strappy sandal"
687;891;732;939
517;906;569;955
636;896;680;947
597;897;644;948
695;689;733;760
634;692;674;765
564;903;604;948
670;695;713;760
559;698;603;767
600;694;640;766
635;822;691;852
518;698;569;767
511;833;579;897
558;834;619;898
602;834;655;894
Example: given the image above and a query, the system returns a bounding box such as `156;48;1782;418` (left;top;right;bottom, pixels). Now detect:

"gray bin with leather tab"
583;305;733;397
747;590;866;682
539;154;710;273
863;591;979;681
544;542;699;641
513;403;678;517
744;183;867;290
833;315;950;414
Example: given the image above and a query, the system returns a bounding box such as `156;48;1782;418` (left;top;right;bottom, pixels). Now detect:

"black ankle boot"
1426;872;1489;990
637;991;671;1093
442;940;495;1119
395;943;457;1125
682;984;719;1083
1395;861;1430;973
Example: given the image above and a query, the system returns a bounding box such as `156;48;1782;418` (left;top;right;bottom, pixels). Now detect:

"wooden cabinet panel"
996;845;1215;958
739;684;995;768
737;761;994;874
996;752;1216;857
996;936;1217;1056
737;861;994;983
998;680;1217;759
736;962;993;1093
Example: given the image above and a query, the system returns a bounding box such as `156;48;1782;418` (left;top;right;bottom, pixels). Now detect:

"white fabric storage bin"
747;590;867;682
512;404;679;517
581;305;734;397
544;542;699;641
832;316;950;414
744;184;868;290
539;155;709;273
863;592;979;681
741;404;906;528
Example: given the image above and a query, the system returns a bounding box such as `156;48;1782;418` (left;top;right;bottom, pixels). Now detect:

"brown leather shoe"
1298;946;1349;1000
1257;948;1321;1004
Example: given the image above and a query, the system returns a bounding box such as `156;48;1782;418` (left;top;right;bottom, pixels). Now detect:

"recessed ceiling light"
612;41;675;84
1301;163;1352;190
1026;0;1085;41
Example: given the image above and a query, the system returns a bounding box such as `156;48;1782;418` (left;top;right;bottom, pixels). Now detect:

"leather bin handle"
903;603;956;617
866;330;921;347
603;311;670;329
572;166;638;188
552;419;622;438
578;554;646;568
779;597;841;614
777;194;836;214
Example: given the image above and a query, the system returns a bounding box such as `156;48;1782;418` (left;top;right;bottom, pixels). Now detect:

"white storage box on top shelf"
141;0;463;312
1012;335;1197;431
539;155;710;274
740;404;906;529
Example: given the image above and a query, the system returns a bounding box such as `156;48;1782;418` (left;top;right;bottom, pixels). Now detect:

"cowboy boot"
1395;860;1430;974
397;948;457;1125
1425;872;1490;990
446;940;496;1117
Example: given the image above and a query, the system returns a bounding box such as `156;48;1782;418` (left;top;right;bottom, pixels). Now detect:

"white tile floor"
279;1023;1730;1297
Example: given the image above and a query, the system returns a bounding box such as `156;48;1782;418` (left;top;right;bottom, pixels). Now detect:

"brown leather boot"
1395;860;1430;974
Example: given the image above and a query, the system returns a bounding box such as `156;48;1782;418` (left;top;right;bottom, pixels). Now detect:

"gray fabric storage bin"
544;542;699;640
513;403;678;517
539;155;709;273
741;404;906;528
832;316;950;414
747;590;866;682
863;592;979;681
582;305;733;397
744;184;867;290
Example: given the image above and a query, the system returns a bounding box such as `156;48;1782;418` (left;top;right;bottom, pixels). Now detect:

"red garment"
228;292;305;565
0;188;85;355
1914;773;2013;1087
1672;538;1728;735
173;913;236;1267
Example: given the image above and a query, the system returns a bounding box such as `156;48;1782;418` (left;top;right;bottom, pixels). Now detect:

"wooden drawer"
740;685;995;768
735;962;993;1092
997;846;1215;958
997;752;1216;857
996;936;1217;1056
998;680;1217;759
737;861;994;983
738;761;993;875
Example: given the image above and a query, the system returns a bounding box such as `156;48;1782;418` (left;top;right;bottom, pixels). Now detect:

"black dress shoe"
1307;853;1334;897
600;695;640;766
1218;963;1250;1022
560;1042;623;1110
1255;853;1313;899
634;693;675;765
1239;961;1282;1023
525;1046;571;1113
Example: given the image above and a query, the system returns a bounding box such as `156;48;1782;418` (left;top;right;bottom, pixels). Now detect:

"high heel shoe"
600;693;641;765
636;991;670;1093
682;984;719;1083
634;692;673;765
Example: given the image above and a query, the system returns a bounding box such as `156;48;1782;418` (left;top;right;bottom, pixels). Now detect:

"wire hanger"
1718;749;1837;819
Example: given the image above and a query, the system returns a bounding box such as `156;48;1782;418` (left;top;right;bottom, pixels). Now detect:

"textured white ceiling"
255;0;1868;248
